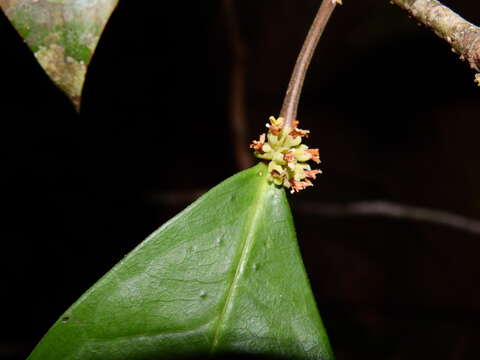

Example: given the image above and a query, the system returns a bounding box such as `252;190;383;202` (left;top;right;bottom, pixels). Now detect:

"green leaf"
0;0;119;110
28;163;334;360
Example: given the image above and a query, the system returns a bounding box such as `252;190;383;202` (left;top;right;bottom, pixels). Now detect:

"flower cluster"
250;116;321;193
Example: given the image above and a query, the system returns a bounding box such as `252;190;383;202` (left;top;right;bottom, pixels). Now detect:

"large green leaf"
28;163;333;360
0;0;119;110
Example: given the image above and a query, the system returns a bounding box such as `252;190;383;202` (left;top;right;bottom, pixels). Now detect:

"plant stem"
391;0;480;73
280;0;338;127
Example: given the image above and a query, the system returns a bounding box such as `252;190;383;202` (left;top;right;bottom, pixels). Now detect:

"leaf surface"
28;163;333;360
0;0;119;110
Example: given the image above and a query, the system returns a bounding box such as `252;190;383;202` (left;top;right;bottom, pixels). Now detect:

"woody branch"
391;0;480;75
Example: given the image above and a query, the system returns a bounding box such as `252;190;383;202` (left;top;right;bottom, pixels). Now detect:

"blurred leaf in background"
0;0;118;110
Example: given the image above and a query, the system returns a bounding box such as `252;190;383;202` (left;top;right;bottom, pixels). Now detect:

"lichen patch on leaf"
34;43;85;109
250;116;322;193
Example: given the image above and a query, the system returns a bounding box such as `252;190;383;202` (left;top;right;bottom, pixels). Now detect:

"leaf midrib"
209;174;268;354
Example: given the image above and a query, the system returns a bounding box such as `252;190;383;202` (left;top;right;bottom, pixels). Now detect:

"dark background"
2;0;480;359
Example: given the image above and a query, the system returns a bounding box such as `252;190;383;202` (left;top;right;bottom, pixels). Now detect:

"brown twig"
294;200;480;235
391;0;480;74
151;189;480;236
223;0;254;170
280;0;339;127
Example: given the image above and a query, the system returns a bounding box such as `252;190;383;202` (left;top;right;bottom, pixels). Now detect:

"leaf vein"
209;177;268;354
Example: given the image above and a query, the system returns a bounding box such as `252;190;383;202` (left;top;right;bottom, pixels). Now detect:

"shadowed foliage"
0;0;118;110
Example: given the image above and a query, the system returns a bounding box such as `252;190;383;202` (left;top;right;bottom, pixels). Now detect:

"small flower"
290;128;310;138
283;151;296;163
305;169;322;179
250;133;266;152
251;115;322;193
307;148;320;164
269;116;284;127
293;145;312;162
266;116;283;135
288;120;310;138
290;179;313;193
